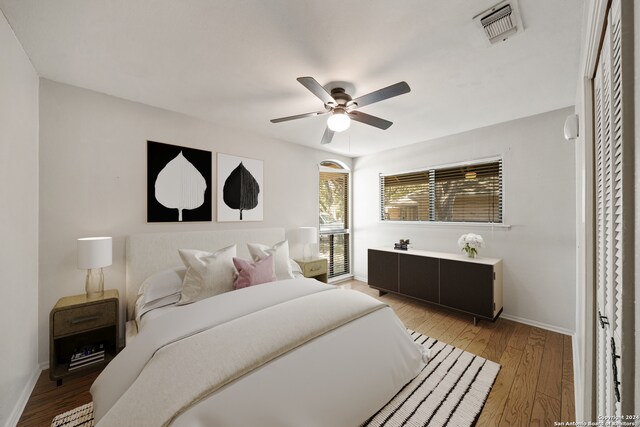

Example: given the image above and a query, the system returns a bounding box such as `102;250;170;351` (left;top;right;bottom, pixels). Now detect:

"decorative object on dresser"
217;153;263;221
147;140;212;222
77;236;112;298
294;257;328;283
368;248;502;325
298;226;318;260
49;289;119;386
394;238;410;250
457;233;485;258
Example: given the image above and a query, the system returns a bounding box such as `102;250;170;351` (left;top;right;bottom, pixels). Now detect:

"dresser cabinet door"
399;254;439;303
368;250;398;292
440;259;493;318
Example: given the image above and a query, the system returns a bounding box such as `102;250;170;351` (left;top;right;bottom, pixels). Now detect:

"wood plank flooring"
18;279;575;426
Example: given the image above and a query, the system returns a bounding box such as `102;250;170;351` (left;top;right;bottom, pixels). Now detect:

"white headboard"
125;228;285;318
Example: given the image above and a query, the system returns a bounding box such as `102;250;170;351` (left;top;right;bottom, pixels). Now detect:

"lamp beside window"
77;237;112;299
298;227;318;260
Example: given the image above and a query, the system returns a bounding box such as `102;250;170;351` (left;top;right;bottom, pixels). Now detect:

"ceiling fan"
271;77;411;145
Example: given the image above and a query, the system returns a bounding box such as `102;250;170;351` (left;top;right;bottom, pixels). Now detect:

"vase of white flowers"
458;233;484;258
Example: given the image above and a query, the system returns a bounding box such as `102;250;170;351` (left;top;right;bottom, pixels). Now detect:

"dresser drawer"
302;259;327;277
53;300;117;337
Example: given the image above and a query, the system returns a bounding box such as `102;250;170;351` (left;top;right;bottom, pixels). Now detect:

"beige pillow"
177;245;237;305
247;240;294;281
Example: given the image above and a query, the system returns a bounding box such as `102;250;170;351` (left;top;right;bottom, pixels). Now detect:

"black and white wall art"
217;153;263;222
147;141;212;222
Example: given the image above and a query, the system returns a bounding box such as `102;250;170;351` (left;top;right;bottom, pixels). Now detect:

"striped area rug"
50;402;93;427
52;331;499;427
361;330;501;427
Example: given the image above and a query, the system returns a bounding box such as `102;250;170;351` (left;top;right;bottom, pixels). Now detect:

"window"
380;159;502;223
319;162;350;279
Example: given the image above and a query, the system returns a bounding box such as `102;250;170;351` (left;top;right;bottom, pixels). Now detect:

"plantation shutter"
594;21;607;415
594;0;632;417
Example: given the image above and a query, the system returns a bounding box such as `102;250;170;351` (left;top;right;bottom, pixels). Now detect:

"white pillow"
135;292;181;329
177;245;237;305
289;258;303;277
247;240;294;281
137;267;186;306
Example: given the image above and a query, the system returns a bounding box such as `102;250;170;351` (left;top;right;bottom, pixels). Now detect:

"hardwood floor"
342;280;576;426
18;279;575;426
17;369;100;427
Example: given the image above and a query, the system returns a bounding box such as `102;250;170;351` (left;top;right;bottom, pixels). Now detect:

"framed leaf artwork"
217;153;263;222
147;141;212;222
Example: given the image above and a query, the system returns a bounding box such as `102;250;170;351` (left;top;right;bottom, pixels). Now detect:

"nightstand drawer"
53;301;117;337
302;259;327;277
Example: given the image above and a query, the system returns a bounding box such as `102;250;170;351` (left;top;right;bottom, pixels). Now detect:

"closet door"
593;0;632;417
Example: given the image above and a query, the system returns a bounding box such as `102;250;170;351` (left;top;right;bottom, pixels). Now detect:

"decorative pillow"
247;240;294;280
233;255;276;289
177;244;237;305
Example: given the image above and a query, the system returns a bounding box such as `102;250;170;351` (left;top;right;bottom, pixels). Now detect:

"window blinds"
380;159;502;223
319;171;349;232
319;170;350;279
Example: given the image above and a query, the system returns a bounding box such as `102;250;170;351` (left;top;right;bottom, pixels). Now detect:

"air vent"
473;0;523;45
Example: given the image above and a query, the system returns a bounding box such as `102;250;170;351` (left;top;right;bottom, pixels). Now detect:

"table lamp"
298;227;318;260
77;236;112;299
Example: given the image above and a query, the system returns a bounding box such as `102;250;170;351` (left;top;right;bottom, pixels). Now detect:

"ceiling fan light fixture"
327;110;351;132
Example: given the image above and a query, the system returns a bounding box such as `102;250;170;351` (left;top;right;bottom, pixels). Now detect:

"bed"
90;228;425;427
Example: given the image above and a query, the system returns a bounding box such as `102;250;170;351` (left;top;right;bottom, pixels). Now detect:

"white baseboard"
500;313;574;336
353;275;367;282
5;366;41;427
572;335;583;421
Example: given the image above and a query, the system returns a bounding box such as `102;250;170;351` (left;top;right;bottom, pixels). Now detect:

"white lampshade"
298;227;318;245
77;237;112;269
327;110;351;132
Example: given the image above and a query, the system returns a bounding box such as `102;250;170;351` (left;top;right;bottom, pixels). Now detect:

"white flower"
458;233;485;249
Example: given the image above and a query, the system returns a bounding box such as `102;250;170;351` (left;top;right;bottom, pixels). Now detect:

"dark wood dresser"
368;248;503;324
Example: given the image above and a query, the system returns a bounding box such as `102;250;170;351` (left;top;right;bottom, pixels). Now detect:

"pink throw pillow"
233;255;276;289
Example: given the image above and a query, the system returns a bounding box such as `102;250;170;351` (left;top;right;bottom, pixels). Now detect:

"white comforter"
91;279;424;427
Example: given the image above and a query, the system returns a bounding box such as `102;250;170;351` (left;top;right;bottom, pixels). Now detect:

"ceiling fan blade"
349;81;410;109
297;77;337;106
320;127;335;145
270;111;328;123
348;111;393;130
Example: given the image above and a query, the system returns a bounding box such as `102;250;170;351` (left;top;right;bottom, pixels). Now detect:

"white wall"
352;107;576;333
38;79;351;365
0;11;39;427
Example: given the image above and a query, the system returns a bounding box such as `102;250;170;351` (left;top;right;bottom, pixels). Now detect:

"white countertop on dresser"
370;247;502;266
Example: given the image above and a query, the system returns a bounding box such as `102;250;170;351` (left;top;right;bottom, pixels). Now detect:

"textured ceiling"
0;0;584;157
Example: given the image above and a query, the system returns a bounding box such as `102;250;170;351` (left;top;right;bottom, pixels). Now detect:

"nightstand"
294;258;328;283
49;290;119;386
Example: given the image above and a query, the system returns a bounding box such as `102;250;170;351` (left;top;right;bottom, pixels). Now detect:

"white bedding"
128;260;304;340
92;279;424;426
